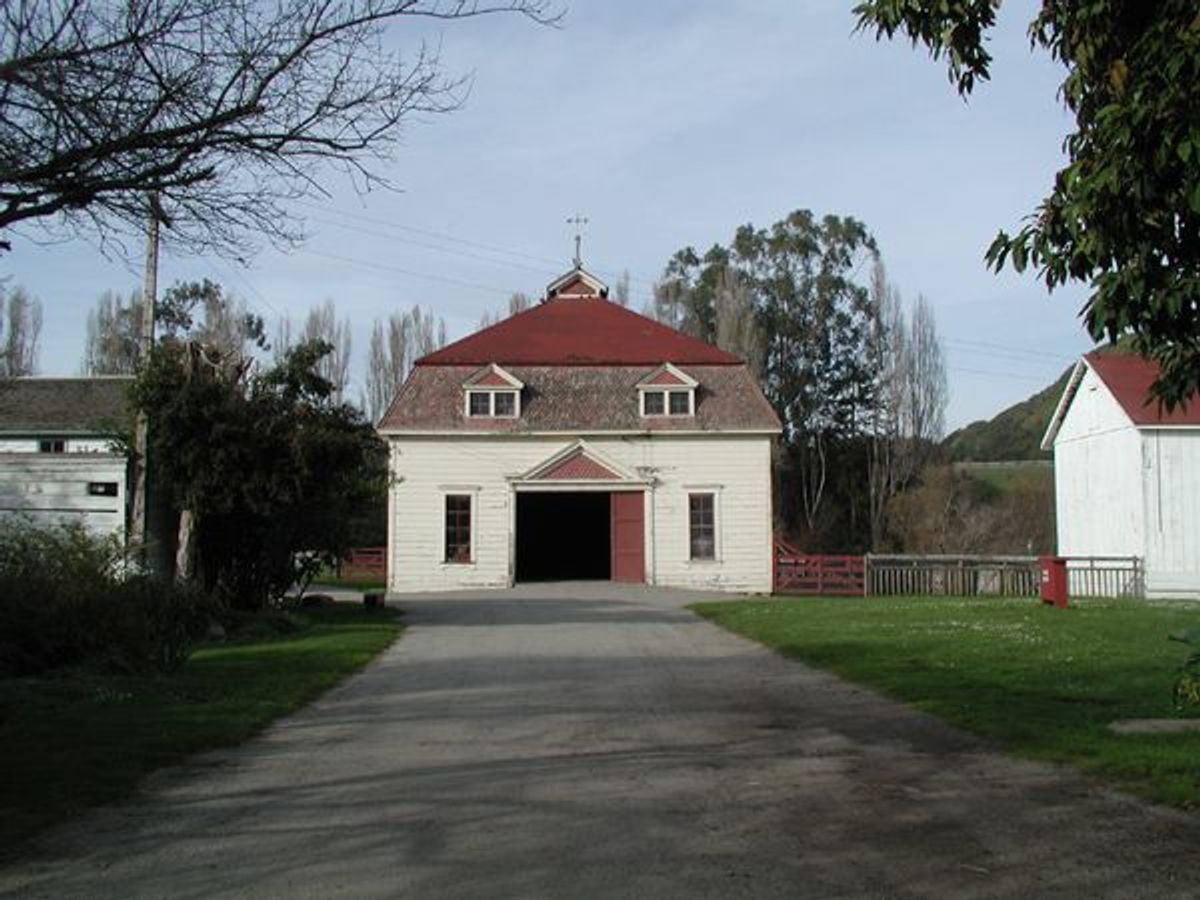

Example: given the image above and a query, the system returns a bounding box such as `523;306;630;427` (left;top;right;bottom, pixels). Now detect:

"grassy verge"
309;568;386;592
692;595;1200;809
0;603;402;854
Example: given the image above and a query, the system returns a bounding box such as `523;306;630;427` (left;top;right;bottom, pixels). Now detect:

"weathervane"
567;215;589;268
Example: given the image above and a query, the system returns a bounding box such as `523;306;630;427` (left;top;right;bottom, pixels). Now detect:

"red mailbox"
1038;556;1068;608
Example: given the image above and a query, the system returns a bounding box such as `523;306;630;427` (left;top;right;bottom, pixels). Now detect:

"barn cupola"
545;266;608;301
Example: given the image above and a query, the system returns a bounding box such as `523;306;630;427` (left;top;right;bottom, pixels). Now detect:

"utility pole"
129;192;161;562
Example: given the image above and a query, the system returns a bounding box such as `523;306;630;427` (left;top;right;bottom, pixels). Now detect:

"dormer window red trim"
462;364;523;419
638;363;697;418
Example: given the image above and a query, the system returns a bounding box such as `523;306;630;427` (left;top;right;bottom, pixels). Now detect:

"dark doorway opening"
516;491;610;581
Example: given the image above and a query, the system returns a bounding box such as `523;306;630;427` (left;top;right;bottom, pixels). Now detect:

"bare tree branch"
0;0;558;256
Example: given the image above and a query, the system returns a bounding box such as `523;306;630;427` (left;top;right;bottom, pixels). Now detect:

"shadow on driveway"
3;582;1199;898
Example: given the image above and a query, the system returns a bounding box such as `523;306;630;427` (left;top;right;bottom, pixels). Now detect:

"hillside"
943;367;1073;461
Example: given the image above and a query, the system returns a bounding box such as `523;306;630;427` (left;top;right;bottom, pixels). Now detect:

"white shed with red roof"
378;267;781;594
1042;351;1200;599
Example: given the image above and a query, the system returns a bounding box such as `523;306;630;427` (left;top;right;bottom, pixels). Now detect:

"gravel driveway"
3;582;1198;898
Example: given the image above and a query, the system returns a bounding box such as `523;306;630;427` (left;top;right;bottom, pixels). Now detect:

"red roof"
417;298;742;366
1086;351;1200;426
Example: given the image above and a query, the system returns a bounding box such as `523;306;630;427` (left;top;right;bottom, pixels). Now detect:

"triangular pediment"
514;440;645;485
538;449;620;481
638;362;698;389
463;363;523;390
546;267;608;300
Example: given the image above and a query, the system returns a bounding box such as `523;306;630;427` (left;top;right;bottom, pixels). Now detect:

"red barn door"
610;492;645;583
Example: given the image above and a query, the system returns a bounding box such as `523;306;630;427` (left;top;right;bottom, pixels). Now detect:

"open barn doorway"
516;491;610;582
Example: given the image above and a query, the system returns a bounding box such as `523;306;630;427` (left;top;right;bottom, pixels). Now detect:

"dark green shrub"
0;520;211;677
1171;626;1200;711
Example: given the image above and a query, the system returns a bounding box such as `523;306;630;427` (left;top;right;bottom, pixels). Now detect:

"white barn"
0;377;133;541
378;268;781;594
1042;352;1200;599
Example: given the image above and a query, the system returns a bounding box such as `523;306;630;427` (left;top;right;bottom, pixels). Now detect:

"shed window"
39;439;65;453
444;494;472;563
689;493;715;561
467;392;490;417
669;391;690;415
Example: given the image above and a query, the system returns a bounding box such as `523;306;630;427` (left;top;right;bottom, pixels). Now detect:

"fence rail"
774;548;865;596
866;554;1040;597
774;546;1144;600
342;546;386;579
1066;556;1144;599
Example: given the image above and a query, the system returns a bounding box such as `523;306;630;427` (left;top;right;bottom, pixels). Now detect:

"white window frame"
463;388;521;419
491;390;517;417
441;489;477;566
684;486;722;563
639;387;693;417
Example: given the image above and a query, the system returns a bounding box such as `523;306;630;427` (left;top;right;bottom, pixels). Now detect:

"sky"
1;0;1097;431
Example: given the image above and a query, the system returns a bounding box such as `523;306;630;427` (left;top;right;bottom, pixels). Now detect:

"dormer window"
468;392;491;416
492;392;516;416
638;363;698;418
462;364;523;419
467;389;518;418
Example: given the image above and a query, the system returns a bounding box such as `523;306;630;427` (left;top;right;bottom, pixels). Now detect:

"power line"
304;248;521;297
294;200;565;267
944;336;1076;363
293;200;662;293
948;365;1057;383
303;214;563;279
217;259;286;323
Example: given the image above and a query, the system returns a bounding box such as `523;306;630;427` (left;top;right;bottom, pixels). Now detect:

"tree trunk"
175;508;196;582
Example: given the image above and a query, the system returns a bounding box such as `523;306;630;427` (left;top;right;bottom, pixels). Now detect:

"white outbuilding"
1042;352;1200;599
0;377;133;542
378;268;781;594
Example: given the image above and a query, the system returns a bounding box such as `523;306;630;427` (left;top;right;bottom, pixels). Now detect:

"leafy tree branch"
855;0;1200;408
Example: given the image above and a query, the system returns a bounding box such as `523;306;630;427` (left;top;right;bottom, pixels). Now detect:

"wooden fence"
1065;556;1144;598
774;546;1145;599
342;546;386;579
866;555;1040;597
774;544;866;596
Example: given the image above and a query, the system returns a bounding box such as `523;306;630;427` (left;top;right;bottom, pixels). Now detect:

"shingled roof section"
1085;351;1200;426
0;377;134;434
416;297;742;367
379;365;781;433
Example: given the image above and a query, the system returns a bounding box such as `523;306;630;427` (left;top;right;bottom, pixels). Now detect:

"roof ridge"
416;293;742;367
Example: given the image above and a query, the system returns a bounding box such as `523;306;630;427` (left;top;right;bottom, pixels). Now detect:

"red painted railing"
343;546;386;579
774;542;866;596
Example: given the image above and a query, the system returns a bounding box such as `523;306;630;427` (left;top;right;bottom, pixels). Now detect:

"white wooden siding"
0;453;128;540
0;437;116;453
1053;364;1144;559
386;434;773;594
1051;362;1200;599
1140;429;1200;598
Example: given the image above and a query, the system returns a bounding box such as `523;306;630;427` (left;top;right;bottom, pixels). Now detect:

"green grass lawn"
310;577;387;592
0;603;403;855
309;568;387;592
692;594;1200;809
